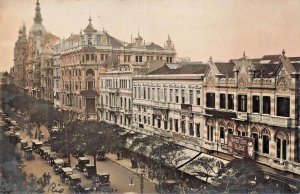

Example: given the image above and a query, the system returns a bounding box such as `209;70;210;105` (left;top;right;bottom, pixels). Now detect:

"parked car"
93;173;111;193
20;139;28;150
73;150;85;158
24;147;35;160
76;157;90;172
83;164;96;179
68;174;81;190
61;167;73;183
48;152;58;165
32;140;43;152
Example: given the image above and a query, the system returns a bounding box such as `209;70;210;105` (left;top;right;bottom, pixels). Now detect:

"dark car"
83;164;96;179
93;173;111;193
32;140;43;152
73;150;85;158
47;152;58;165
20;139;28;150
96;150;106;161
24;147;35;160
76;157;90;172
68;174;81;190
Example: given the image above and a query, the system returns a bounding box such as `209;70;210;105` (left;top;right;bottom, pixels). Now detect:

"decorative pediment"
276;76;289;91
238;78;247;89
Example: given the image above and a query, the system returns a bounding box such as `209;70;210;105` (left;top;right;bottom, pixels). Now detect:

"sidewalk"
105;153;160;185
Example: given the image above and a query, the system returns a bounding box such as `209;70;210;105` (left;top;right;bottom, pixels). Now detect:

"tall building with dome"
12;0;59;98
57;16;176;120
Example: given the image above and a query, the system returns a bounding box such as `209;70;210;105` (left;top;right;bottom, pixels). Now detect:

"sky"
0;0;300;72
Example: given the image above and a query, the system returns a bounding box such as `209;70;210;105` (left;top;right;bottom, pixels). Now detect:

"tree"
187;156;225;184
213;158;264;193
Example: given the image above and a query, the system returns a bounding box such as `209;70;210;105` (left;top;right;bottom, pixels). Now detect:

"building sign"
227;134;255;159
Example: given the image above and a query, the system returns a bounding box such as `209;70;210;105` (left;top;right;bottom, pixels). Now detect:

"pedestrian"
42;172;47;185
47;173;51;184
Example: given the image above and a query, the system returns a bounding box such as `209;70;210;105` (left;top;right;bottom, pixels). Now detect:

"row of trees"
3;85;298;193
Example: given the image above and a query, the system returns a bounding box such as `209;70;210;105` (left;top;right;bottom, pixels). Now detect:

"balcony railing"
248;114;292;127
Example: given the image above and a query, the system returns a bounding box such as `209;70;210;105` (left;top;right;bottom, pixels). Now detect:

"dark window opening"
181;121;186;134
262;135;269;154
277;97;290;117
252;133;259;152
252;96;260;113
196;124;200;137
220;127;225;139
220;94;226;109
189;123;194;136
175;119;179;132
206;93;215;108
263;96;271;114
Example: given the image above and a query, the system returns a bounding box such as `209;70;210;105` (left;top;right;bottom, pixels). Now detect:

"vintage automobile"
68;174;81;190
96;150;106;161
93;173;111;193
32;140;43;152
42;149;51;160
73;150;85;158
76;157;90;172
8;132;20;145
53;159;65;174
48;152;58;165
24;147;35;160
61;167;73;183
20;139;28;149
83;164;96;179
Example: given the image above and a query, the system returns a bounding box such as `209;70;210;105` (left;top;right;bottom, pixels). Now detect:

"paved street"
4;106;157;194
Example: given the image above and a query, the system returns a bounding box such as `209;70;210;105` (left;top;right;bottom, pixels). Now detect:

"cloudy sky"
0;0;299;72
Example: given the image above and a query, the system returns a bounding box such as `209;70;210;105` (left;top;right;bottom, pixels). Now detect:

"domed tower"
29;0;47;37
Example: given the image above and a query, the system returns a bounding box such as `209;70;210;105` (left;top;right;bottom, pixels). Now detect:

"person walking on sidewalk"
47;173;51;184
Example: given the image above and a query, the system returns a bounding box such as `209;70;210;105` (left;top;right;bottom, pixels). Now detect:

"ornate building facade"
131;52;300;182
57;17;176;120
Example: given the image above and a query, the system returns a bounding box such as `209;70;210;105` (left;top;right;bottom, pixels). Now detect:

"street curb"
106;157;158;185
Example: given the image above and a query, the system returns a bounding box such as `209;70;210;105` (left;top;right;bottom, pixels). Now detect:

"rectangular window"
277;97;290;117
164;89;167;102
228;94;234;110
252;96;260;113
170;89;173;102
220;127;225;139
189;90;194;105
152;88;155;100
206;93;215;108
195;124;200;137
164;121;168;130
181;120;186;134
169;119;173;131
263;96;271;114
157;88;160;102
148;88;150;100
189;123;194;136
175;89;179;103
277;139;281;159
220;93;226;109
196;90;201;105
139;56;143;62
238;95;247;112
175;119;179;132
134;87;137;98
135;56;139;62
181;90;185;104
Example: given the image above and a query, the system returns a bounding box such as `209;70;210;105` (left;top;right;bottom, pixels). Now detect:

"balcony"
108;88;120;95
248;114;292;127
109;106;120;112
237;112;248;120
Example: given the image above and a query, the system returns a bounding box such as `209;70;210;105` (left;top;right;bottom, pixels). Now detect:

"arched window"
206;119;214;141
86;69;95;76
261;128;270;154
251;127;259;152
124;98;127;109
129;99;131;110
120;97;123;107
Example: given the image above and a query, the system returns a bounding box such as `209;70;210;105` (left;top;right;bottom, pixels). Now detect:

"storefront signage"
227;134;255;159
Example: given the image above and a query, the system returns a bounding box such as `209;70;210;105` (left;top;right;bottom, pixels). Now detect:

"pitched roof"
148;63;208;75
252;63;281;78
215;62;235;77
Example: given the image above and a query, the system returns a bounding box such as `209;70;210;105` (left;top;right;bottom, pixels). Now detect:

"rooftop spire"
89;12;92;23
34;0;42;24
